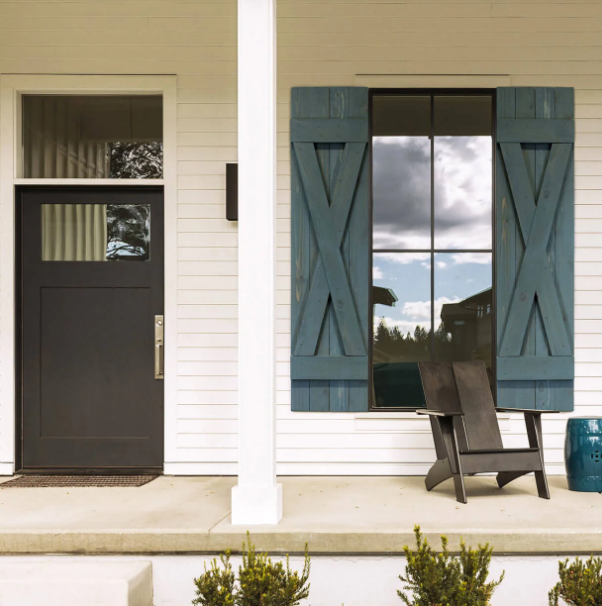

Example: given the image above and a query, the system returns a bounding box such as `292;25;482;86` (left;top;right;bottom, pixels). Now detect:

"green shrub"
192;532;311;606
237;533;311;606
549;556;602;606
193;553;235;606
398;525;504;606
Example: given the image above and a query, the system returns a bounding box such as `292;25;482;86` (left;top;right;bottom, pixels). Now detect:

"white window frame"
0;74;178;474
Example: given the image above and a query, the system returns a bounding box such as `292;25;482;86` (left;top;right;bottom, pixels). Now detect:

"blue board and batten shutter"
496;87;575;411
290;87;370;412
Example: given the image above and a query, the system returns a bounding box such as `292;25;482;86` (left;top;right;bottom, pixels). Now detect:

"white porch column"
231;0;282;525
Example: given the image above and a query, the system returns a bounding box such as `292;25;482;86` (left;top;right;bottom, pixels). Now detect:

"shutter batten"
290;87;370;412
496;87;575;412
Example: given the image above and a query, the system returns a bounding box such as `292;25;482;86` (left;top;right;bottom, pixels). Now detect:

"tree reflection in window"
108;142;163;179
106;204;150;261
374;320;431;363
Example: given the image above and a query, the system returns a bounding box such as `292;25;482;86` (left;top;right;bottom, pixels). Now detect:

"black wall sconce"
226;163;238;221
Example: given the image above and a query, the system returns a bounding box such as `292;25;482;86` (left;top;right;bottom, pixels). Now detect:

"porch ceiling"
0;475;599;556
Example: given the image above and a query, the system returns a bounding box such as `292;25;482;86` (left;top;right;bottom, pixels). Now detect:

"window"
371;91;494;409
41;203;151;261
22;95;163;179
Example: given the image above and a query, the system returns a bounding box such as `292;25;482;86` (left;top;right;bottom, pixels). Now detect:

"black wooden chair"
417;361;557;504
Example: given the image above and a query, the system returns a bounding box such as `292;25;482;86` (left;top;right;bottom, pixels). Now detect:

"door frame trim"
0;74;178;474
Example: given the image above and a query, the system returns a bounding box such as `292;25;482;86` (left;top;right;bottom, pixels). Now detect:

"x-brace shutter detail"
290;86;370;411
496;87;575;393
498;142;572;361
293;140;367;359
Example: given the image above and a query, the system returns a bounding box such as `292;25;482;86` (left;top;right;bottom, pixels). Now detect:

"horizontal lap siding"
276;0;602;476
0;0;601;475
0;0;239;474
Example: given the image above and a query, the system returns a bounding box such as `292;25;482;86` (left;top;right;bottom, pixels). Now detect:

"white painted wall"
0;554;573;606
0;0;600;475
273;1;602;477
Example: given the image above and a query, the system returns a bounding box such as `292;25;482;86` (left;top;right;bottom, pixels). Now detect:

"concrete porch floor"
0;475;600;555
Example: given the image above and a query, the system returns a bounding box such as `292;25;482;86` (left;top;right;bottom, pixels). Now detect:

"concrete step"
0;561;153;605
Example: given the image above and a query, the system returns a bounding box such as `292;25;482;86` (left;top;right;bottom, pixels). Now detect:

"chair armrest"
495;408;560;414
417;410;464;417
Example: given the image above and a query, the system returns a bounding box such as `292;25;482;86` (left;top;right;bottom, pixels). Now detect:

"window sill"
354;410;512;433
355;411;423;420
356;411;512;419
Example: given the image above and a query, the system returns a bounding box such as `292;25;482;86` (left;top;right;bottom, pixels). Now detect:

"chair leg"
525;413;550;500
453;472;467;505
439;416;467;504
497;470;529;489
534;470;550;499
425;458;452;491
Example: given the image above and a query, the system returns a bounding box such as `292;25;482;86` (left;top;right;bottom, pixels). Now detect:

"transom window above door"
22;95;163;179
371;91;494;409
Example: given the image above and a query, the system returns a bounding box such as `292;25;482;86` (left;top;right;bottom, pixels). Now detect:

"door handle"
155;315;164;380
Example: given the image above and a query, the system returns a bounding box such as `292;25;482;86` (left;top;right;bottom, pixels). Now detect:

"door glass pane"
373;253;430;408
42;204;150;261
373;96;431;250
434;252;493;380
23;95;163;179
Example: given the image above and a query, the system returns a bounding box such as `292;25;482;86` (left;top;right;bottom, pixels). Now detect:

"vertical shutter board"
516;88;537;363
534;87;553;363
496;87;574;412
533;88;552;407
497;87;536;408
497;88;535;408
546;87;575;412
506;87;536;407
535;88;573;411
555;88;574;348
310;89;332;412
328;89;347;411
342;87;370;411
313;120;334;412
290;89;309;411
291;87;325;411
290;87;369;413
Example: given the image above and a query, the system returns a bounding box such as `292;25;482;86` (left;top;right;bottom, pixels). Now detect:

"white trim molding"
232;0;282;525
0;74;178;474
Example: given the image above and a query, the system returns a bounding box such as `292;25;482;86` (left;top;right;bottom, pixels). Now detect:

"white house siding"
0;0;239;474
274;0;602;476
0;0;600;476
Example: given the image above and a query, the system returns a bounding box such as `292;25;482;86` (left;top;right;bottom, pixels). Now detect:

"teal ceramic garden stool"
565;418;602;492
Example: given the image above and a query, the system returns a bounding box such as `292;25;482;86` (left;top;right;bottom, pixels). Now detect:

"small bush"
549;556;602;606
237;534;311;606
193;553;235;606
192;532;310;606
398;525;504;606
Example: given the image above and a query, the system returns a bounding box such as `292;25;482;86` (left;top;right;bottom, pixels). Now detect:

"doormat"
0;475;158;488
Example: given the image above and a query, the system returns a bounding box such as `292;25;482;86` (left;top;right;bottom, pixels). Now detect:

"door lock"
155;315;164;380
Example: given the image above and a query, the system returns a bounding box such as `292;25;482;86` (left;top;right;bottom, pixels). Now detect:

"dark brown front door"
18;186;164;471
